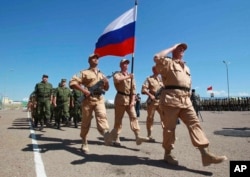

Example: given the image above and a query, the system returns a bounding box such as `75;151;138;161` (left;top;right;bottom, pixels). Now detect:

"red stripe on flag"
94;38;135;57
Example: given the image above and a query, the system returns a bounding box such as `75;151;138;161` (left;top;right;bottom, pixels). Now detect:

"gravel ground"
0;109;249;177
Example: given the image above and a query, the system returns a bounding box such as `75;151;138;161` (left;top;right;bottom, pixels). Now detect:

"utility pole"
223;60;230;111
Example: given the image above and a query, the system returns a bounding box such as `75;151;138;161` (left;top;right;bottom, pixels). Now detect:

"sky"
1;0;250;102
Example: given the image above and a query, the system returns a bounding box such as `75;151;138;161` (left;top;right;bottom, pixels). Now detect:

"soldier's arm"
69;73;91;97
154;44;180;59
115;73;133;83
70;84;90;97
101;76;109;91
52;94;57;106
141;78;155;100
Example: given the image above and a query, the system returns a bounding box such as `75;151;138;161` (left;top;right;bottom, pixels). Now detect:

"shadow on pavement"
17;116;212;176
71;153;213;176
214;127;250;137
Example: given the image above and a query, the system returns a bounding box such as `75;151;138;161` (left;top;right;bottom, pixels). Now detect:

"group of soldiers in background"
198;97;250;111
189;89;250;113
27;75;83;130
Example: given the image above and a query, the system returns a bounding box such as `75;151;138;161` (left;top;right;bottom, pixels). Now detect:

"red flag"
207;86;212;91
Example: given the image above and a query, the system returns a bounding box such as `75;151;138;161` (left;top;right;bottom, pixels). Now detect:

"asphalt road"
0;109;250;177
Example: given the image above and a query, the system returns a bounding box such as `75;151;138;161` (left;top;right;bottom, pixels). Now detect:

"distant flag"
94;5;137;58
207;86;213;91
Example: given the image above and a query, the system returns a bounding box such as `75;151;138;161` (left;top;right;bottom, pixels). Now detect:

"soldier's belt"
117;91;131;96
164;85;190;92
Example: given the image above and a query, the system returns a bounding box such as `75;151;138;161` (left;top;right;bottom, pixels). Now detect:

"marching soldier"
53;79;72;129
141;65;164;141
27;91;37;128
34;74;53;130
69;53;111;153
70;88;83;128
154;43;227;166
107;59;149;146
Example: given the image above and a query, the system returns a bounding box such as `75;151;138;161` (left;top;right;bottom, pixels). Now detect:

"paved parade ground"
0;109;249;177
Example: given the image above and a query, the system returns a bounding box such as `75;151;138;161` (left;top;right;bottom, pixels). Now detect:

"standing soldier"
69;53;111;153
27;91;37;128
154;43;227;166
190;89;202;121
141;65;164;142
53;79;72;129
134;93;141;117
34;74;53;130
107;59;149;146
70;88;83;128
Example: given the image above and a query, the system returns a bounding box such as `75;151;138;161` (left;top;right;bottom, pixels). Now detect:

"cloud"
22;97;29;102
106;100;114;104
207;90;250;97
236;92;250;96
207;90;227;97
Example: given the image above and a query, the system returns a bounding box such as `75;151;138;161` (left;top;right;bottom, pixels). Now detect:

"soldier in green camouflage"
28;91;37;128
34;74;53;130
70;89;83;128
53;79;72;129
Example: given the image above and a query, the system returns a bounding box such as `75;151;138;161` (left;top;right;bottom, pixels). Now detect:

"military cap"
120;58;130;65
61;79;67;82
88;53;99;59
176;43;188;51
42;74;49;78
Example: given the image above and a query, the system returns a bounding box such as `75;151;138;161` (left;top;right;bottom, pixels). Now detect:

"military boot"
74;117;78;128
104;130;115;146
199;147;227;166
65;117;71;127
39;124;44;131
147;130;156;142
164;150;179;165
39;121;44;131
45;119;51;127
135;132;150;145
113;136;121;146
34;120;38;129
81;139;89;153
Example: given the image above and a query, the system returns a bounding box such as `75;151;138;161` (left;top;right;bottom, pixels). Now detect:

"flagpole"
130;0;137;74
129;0;137;104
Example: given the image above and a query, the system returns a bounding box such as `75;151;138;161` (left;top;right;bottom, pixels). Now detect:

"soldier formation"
28;76;82;131
26;43;250;167
199;97;250;111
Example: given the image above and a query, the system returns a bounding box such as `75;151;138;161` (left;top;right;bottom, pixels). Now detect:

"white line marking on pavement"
27;111;47;177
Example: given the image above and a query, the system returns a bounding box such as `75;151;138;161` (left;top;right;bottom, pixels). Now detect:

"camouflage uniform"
34;74;53;130
28;91;37;127
70;89;83;128
53;79;72;129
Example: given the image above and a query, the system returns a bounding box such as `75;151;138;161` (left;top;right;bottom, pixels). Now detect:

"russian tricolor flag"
94;6;137;58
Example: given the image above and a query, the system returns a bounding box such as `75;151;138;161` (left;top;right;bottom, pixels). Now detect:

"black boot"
39;122;44;131
74;117;78;128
